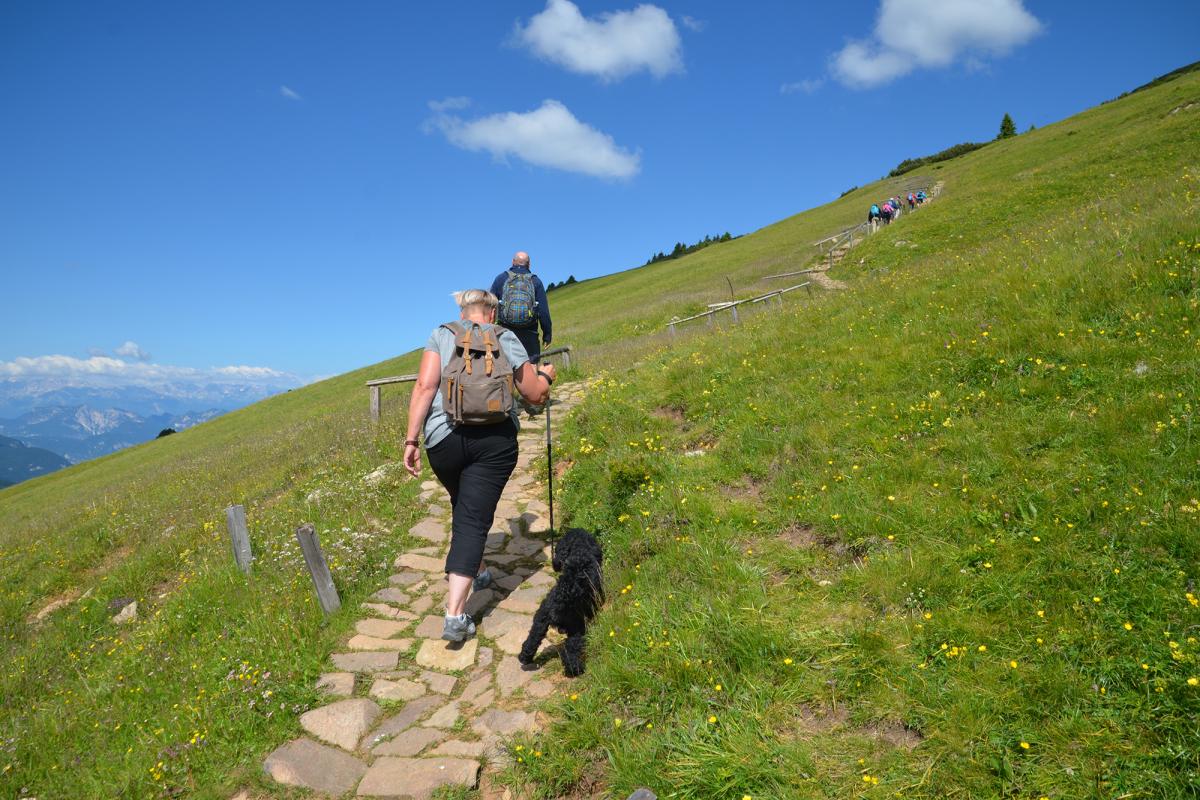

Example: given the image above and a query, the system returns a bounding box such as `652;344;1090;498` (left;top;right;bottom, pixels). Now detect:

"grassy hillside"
502;73;1200;797
1;64;1196;799
0;355;435;797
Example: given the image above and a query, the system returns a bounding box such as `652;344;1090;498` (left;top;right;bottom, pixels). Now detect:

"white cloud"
280;85;303;100
0;353;300;388
427;99;640;180
428;96;472;112
832;0;1042;89
514;0;682;81
114;341;151;361
681;15;706;32
781;78;825;95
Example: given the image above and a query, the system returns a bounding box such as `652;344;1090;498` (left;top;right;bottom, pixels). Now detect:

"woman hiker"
403;289;557;642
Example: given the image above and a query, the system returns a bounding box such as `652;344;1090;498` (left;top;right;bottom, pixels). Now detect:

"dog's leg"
561;631;586;677
518;603;553;666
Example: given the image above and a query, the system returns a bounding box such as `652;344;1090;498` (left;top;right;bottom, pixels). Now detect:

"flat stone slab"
493;627;529;656
421;671;456;695
371;726;446;757
409;518;448;543
472;708;538;738
505;534;546;556
356;756;480;799
332;651;399;672
363;696;443;749
429;739;487;757
464;589;495;617
348;635;413;652
317;672;355;697
494;574;524;591
496;656;533;697
300;698;381;751
371;588;412;605
395;553;445;573
357;618;410;639
264;737;367;795
422;700;461;729
478;608;532;638
361;602;417;621
370;677;427;702
409;594;435;615
494;586;547;615
414;615;446;639
389;571;424;586
415;638;477;672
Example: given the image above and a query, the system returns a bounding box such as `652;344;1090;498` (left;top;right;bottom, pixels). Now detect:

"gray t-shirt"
422;322;529;448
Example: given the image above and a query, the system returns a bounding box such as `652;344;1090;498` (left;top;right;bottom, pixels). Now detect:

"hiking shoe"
442;613;476;643
473;569;493;591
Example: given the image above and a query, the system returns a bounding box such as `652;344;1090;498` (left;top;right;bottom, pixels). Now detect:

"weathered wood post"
296;523;341;614
775;292;785;310
370;385;381;422
706;312;715;329
562;349;571;370
668;322;676;339
224;504;253;574
730;304;740;324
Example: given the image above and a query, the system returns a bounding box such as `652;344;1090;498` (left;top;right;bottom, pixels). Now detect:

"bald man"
490;251;552;365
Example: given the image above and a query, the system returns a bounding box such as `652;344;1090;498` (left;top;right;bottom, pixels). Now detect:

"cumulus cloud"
514;0;682;81
280;85;303;100
781;78;825;95
832;0;1042;89
427;99;640;180
0;353;300;389
114;341;151;361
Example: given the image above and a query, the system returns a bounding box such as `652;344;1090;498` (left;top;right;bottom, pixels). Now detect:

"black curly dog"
517;528;604;677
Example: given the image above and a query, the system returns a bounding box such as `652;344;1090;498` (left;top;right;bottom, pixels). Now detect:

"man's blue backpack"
499;270;537;327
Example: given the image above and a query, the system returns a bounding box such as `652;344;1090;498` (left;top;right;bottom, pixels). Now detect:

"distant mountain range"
0;405;225;467
0;378;284;419
0;434;72;486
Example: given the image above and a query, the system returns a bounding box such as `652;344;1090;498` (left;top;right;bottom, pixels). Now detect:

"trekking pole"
545;390;555;533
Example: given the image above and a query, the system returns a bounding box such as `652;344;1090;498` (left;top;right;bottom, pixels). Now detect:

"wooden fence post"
668;322;676;339
562;350;571;369
225;504;253;574
296;523;341;614
730;305;740;324
370;385;381;422
706;312;715;329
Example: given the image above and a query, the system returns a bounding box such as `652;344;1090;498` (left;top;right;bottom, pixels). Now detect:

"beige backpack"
440;322;515;426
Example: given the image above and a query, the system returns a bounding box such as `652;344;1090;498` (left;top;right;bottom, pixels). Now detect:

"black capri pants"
425;420;519;578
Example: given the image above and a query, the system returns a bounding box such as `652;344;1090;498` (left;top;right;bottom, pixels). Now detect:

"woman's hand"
403;442;422;478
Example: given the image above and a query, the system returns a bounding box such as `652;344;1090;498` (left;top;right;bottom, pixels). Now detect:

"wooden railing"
665;282;811;337
366;346;573;421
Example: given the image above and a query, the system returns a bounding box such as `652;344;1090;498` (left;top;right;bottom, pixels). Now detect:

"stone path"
261;381;587;800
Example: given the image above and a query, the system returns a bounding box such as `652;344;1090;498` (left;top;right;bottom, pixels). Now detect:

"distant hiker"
868;203;881;224
403;289;558;642
490;251;552;365
880;202;894;224
908;192;916;210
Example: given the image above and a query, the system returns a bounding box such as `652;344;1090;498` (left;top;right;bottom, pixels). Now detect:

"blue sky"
1;0;1196;391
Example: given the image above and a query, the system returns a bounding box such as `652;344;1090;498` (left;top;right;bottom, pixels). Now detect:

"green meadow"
2;66;1198;798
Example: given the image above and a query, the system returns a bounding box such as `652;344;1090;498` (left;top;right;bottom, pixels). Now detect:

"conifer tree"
998;113;1017;139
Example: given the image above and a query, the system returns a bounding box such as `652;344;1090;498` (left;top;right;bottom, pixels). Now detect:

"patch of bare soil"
652;405;686;423
721;475;766;503
809;270;848;290
863;719;924;750
792;703;850;735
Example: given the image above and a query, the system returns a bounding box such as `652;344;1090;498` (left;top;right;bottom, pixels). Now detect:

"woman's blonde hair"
453;289;499;314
